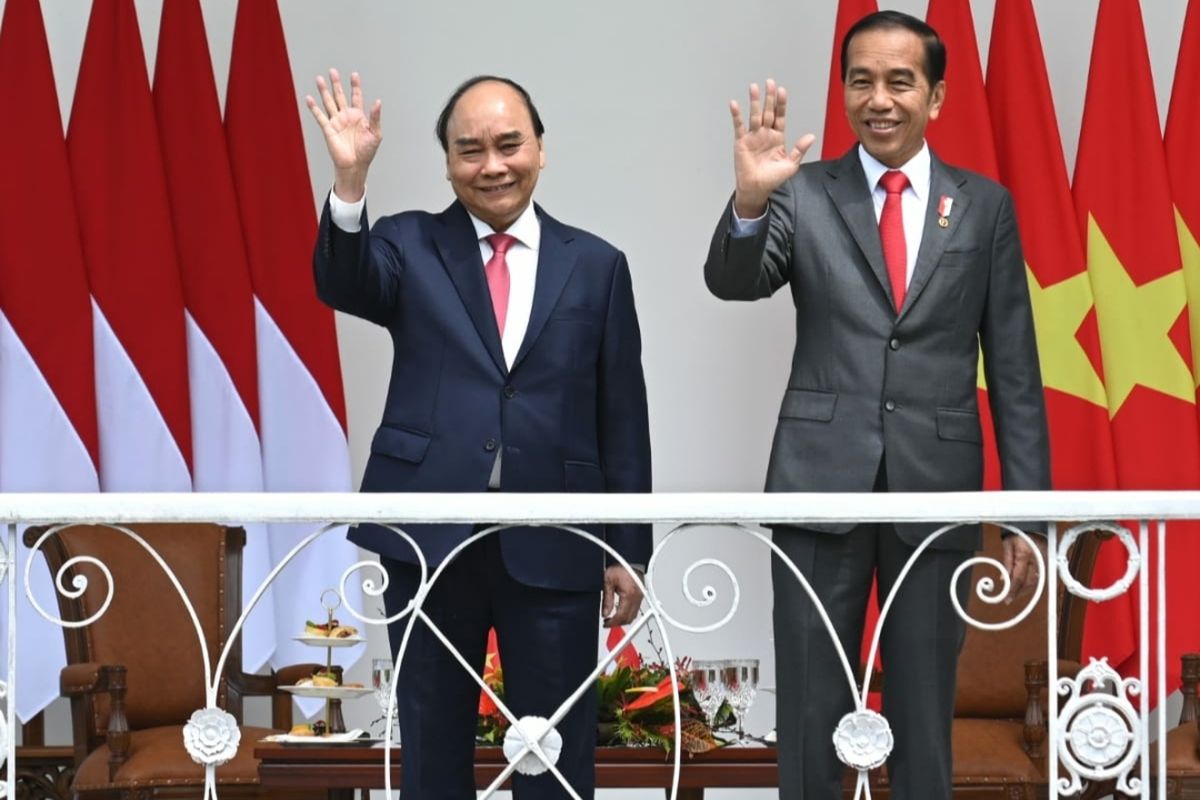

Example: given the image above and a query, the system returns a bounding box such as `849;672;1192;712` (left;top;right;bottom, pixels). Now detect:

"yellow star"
974;266;1106;409
1024;265;1108;407
1086;214;1194;417
1176;207;1200;390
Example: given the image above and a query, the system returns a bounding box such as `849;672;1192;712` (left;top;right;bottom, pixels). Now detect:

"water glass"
371;657;399;740
689;660;726;729
721;658;760;740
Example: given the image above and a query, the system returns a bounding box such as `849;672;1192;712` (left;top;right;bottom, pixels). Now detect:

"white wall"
20;1;1193;797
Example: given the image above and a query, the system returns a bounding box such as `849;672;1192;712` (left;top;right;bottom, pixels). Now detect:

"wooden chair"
23;522;325;800
862;525;1104;799
1111;652;1200;800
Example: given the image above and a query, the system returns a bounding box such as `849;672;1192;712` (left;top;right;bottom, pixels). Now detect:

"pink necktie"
484;233;516;335
879;170;910;313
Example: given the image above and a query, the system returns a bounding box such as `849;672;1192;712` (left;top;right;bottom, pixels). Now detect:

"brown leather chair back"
32;523;240;732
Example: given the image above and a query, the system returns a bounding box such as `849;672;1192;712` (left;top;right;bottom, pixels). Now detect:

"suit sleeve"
980;191;1051;493
598;252;653;567
703;179;797;301
312;195;404;327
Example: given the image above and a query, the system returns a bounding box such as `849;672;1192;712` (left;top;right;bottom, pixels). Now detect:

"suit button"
884;400;896;412
889;338;900;350
503;385;517;399
484;439;497;452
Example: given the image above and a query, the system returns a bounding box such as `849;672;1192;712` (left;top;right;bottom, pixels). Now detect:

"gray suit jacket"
704;147;1050;550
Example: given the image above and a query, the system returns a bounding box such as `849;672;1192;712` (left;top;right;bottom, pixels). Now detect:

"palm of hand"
324;108;380;171
736;128;799;195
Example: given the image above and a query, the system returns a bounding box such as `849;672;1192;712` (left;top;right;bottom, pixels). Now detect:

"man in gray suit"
703;11;1050;799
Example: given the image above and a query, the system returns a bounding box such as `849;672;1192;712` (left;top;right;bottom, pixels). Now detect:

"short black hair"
840;10;946;86
435;75;545;152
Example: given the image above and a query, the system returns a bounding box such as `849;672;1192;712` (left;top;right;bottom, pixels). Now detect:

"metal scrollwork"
1055;658;1142;796
1058;522;1139;602
645;524;751;634
949;524;1045;632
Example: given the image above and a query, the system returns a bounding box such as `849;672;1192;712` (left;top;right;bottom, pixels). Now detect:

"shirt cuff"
329;187;365;233
730;205;768;238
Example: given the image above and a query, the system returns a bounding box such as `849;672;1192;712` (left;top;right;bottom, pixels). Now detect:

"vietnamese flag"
924;0;1004;491
1167;0;1200;406
986;0;1127;672
821;0;878;159
1073;0;1200;699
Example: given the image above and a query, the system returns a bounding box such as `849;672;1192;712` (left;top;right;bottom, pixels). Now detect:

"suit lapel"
900;157;972;318
432;202;508;376
824;149;895;308
511;206;577;373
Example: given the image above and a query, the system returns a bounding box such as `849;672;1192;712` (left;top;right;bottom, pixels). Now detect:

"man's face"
445;81;545;232
843;27;945;168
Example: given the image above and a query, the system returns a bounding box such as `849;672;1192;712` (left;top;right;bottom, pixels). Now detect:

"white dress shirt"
731;142;934;289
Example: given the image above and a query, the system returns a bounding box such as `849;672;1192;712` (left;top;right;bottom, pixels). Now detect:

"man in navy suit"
307;72;651;799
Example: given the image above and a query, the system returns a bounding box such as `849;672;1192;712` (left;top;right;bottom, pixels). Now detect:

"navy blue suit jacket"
314;198;652;592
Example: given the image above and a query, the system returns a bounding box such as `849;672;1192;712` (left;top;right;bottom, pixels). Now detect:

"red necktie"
484;233;516;335
878;170;910;313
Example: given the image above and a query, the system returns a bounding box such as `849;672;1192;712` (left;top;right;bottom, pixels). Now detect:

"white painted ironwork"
1055;658;1142;796
1058;521;1140;602
3;492;1199;800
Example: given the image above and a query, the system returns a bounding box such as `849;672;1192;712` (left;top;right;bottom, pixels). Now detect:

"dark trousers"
771;517;971;800
382;534;600;800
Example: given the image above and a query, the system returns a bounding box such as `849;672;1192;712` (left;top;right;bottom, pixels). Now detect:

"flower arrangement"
476;628;732;753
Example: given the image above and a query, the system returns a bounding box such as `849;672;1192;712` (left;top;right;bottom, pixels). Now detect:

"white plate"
262;728;370;745
280;685;374;699
292;634;365;648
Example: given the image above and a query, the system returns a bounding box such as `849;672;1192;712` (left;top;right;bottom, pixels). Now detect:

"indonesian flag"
153;0;276;672
986;0;1127;672
1167;0;1200;405
68;0;192;493
0;0;98;722
225;0;362;700
820;0;878;159
1074;0;1200;699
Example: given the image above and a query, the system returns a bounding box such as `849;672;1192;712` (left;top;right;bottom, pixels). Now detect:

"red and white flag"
154;0;276;671
0;0;99;722
68;0;191;493
225;0;362;695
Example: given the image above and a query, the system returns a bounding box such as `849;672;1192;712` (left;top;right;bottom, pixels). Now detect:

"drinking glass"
371;658;399;741
721;658;760;741
689;660;726;730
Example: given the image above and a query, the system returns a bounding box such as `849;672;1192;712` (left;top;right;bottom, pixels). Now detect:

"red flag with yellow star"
922;0;1005;491
1167;0;1200;405
821;0;878;159
986;0;1128;672
1074;0;1200;697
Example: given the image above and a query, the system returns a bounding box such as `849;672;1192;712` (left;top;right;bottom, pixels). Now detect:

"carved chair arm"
1179;652;1199;759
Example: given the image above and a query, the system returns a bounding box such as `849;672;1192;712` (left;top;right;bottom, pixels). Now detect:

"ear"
537;137;546;170
928;81;946;121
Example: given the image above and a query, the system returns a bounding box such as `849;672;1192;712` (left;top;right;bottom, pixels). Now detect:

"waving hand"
730;79;815;219
305;69;382;203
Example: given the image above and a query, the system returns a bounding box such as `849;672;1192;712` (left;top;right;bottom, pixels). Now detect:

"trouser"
771;514;971;800
382;534;601;800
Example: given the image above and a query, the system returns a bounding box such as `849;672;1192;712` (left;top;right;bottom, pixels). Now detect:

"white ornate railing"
3;490;1199;799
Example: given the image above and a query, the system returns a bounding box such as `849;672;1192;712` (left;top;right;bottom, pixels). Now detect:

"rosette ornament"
502;716;563;776
833;709;894;771
182;707;241;766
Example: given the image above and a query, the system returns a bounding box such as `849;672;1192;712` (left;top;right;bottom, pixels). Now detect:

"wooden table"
254;743;780;799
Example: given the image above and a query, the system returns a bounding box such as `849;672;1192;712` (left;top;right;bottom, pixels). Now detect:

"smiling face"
843;26;945;168
444;81;545;231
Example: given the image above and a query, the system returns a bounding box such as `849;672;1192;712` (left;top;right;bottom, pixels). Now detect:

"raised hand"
730;79;815;219
305;69;382;203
